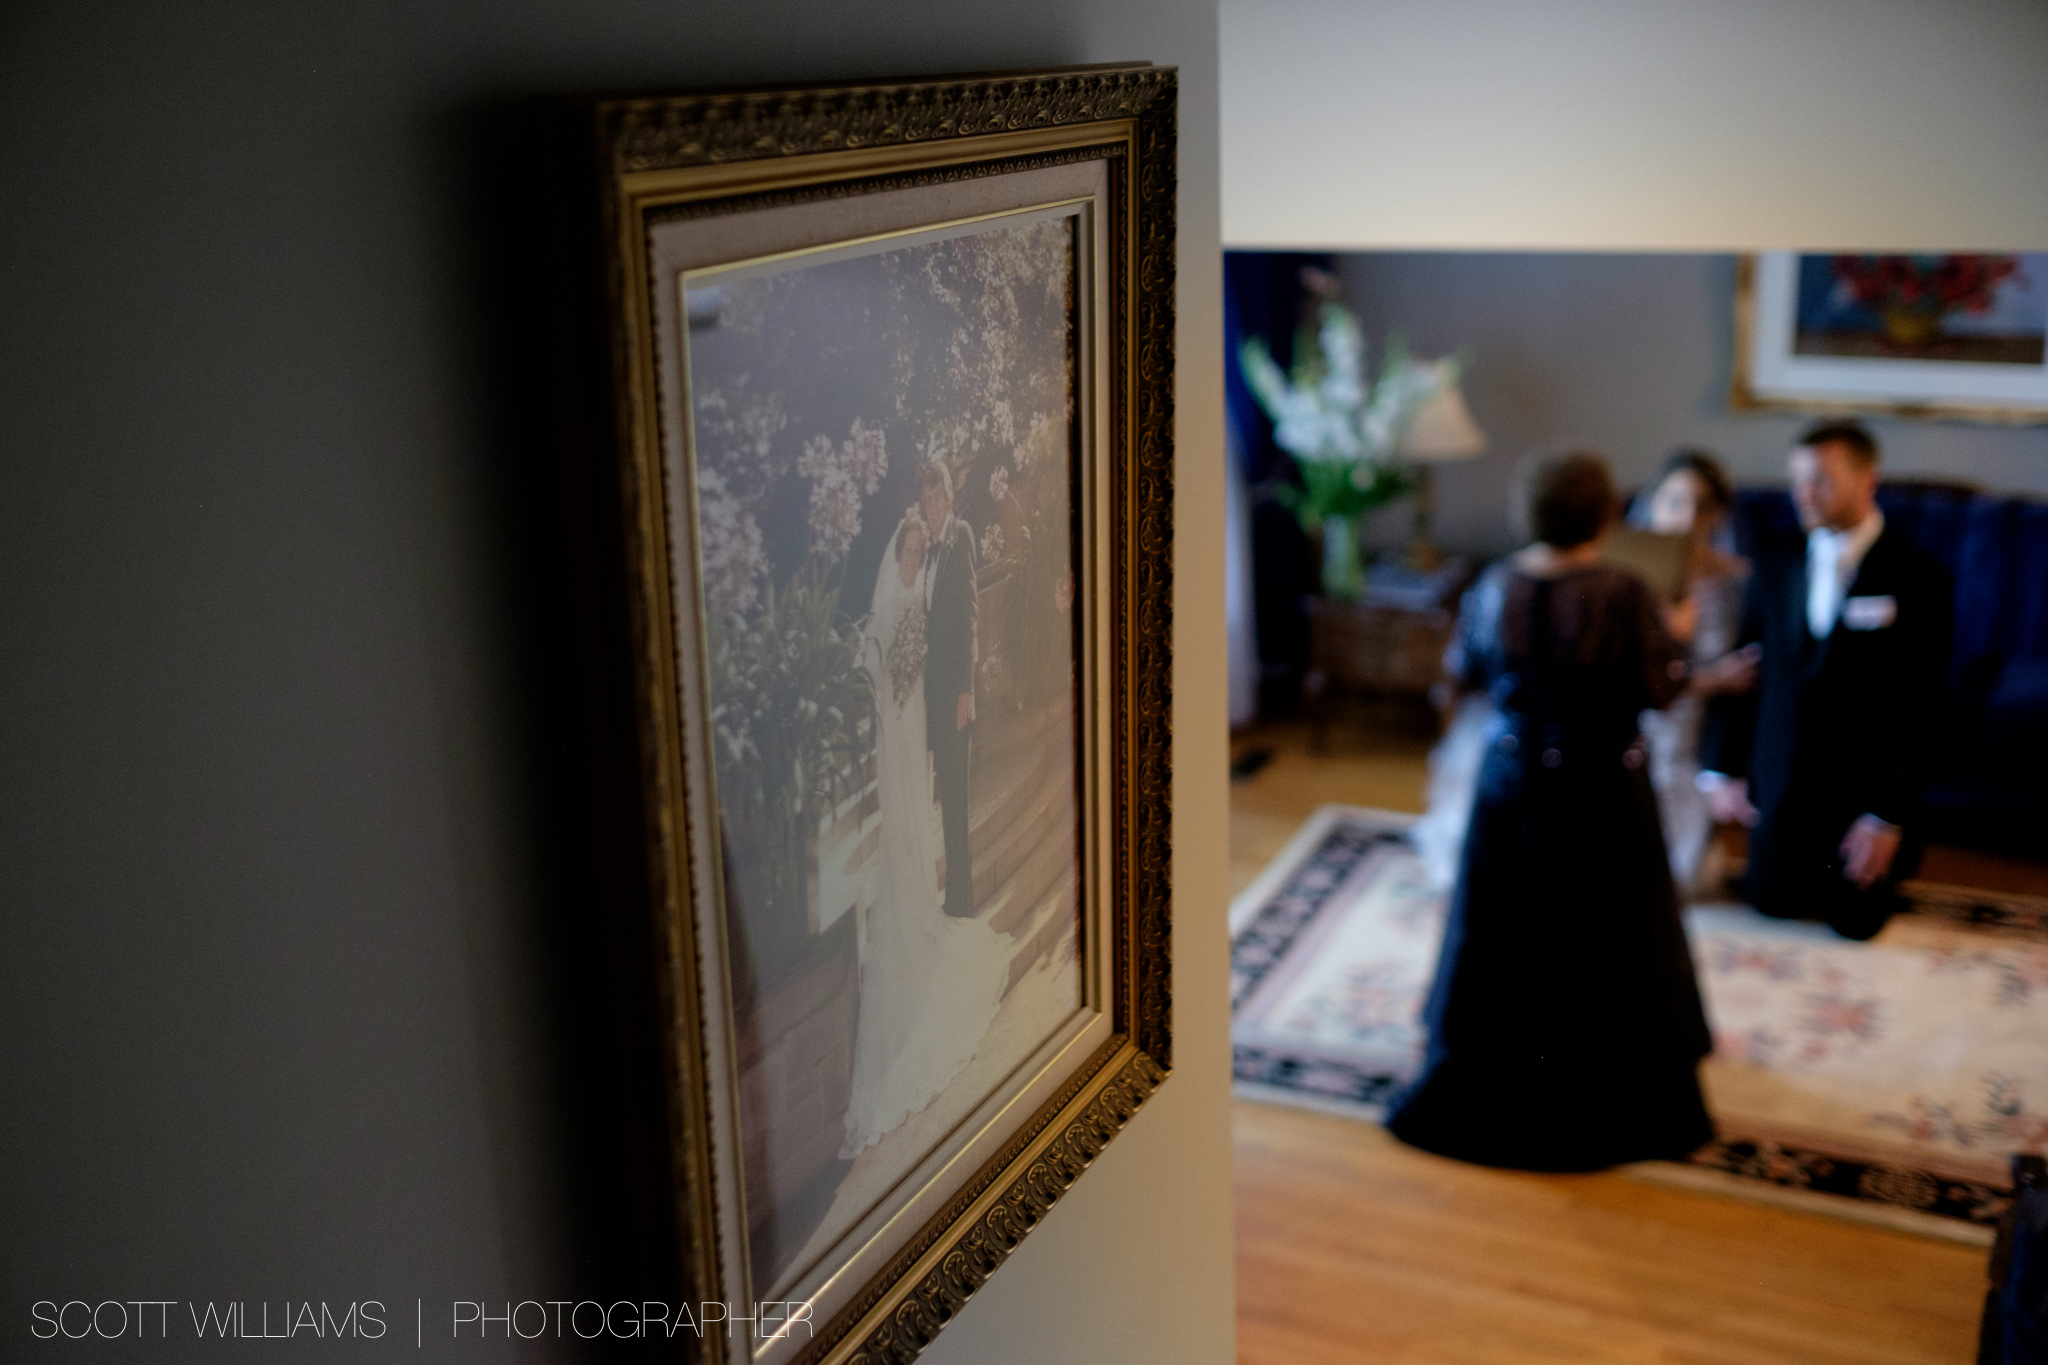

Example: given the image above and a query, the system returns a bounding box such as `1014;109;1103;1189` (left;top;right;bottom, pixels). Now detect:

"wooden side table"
1303;559;1472;750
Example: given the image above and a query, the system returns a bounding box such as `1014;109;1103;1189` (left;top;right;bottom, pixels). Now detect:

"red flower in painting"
1831;254;2022;316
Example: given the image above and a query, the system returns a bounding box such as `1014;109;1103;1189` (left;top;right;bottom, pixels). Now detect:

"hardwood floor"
1918;842;2048;899
1229;707;1436;900
1228;715;1989;1365
1236;1105;1985;1365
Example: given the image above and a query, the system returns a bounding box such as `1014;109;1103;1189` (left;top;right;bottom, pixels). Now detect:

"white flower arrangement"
1238;300;1449;476
1238;291;1462;598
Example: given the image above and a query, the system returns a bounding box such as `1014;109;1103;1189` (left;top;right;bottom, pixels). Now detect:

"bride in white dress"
841;508;1012;1159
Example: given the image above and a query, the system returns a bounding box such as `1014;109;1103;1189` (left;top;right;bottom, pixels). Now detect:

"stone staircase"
961;695;1081;991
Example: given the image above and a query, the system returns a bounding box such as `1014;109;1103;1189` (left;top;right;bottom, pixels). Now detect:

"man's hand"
956;690;974;731
1840;814;1902;890
1698;771;1758;827
1690;642;1761;697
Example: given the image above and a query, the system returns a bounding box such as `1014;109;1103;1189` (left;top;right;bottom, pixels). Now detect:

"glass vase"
1320;514;1364;601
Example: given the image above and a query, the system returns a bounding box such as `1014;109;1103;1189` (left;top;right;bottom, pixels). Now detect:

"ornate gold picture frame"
550;66;1175;1364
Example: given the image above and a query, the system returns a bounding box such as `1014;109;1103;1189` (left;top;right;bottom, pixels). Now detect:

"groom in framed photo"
1699;420;1952;941
919;459;979;920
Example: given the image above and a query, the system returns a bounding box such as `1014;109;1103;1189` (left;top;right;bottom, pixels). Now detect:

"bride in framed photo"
841;505;1012;1158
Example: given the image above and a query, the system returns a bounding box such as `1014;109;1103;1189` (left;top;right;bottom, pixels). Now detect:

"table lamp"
1397;361;1488;569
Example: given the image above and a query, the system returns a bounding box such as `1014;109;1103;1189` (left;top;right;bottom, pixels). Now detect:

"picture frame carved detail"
550;64;1175;1365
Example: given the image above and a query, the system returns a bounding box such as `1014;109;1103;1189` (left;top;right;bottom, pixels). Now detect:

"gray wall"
0;3;1234;1362
1340;252;2048;557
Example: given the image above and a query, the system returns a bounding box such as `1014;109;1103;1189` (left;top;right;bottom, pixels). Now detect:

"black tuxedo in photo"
1702;525;1952;940
924;514;979;918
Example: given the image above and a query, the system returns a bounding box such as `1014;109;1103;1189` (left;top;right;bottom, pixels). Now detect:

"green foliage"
708;561;875;970
1270;456;1416;530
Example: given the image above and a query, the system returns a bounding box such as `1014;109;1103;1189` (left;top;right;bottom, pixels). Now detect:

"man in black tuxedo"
919;460;979;919
1700;421;1952;940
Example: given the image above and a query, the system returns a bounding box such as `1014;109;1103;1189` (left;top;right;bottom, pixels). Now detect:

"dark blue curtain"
1224;251;1331;709
1224;251;1329;483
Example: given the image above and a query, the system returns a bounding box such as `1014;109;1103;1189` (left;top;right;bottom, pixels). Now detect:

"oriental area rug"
1229;806;2048;1243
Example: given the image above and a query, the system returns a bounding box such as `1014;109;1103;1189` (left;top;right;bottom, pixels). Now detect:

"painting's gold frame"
552;66;1175;1364
1731;254;2048;426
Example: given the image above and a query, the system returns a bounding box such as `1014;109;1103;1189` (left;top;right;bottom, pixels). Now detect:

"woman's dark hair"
1650;447;1733;515
1531;451;1617;548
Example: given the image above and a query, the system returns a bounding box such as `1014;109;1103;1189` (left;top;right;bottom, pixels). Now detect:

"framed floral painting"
546;66;1175;1365
1733;251;2048;423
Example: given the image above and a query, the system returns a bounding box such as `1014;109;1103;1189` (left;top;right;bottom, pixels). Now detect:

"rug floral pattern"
1693;905;2048;1189
1230;810;2048;1225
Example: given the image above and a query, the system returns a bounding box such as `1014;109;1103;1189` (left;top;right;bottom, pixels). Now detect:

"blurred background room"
1225;243;2048;1365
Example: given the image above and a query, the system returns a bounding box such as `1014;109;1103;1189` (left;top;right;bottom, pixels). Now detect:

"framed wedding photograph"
1733;251;2048;423
550;66;1175;1364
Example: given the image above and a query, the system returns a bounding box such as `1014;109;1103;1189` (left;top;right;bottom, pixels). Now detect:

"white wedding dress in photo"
840;525;1012;1159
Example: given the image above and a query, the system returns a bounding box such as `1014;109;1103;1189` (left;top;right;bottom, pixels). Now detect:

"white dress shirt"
1806;509;1884;639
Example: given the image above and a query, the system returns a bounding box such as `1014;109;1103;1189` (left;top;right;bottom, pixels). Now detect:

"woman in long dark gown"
1386;452;1715;1172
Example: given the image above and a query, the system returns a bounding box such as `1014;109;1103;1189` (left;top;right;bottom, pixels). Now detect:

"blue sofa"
1729;482;2048;860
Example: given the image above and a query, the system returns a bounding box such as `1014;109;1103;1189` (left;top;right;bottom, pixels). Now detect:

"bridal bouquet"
885;608;927;708
1239;295;1452;599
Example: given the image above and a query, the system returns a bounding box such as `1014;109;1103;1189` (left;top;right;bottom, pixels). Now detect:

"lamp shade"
1398;363;1488;462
